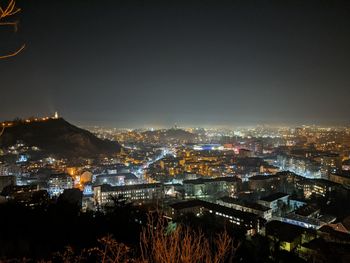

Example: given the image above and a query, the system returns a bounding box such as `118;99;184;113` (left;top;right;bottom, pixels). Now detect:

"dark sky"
1;0;350;127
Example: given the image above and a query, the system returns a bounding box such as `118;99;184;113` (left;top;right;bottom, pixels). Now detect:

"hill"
0;118;121;158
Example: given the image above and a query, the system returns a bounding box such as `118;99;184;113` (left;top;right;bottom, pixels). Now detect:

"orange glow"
66;167;78;176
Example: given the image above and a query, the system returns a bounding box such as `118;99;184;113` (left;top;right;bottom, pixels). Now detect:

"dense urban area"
2;0;350;262
1;114;350;262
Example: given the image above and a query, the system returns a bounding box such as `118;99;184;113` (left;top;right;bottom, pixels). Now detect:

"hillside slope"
0;118;121;158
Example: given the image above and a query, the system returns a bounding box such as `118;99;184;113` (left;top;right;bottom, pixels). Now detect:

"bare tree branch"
0;0;21;19
0;43;25;59
139;213;239;263
0;0;25;59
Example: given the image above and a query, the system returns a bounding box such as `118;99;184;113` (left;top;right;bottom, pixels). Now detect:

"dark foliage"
0;198;144;261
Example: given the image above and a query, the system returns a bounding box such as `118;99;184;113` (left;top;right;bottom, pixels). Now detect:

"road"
134;147;175;178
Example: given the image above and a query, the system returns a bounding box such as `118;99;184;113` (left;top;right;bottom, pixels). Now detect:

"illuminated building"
277;154;322;179
93;183;163;205
248;175;279;193
314;153;341;178
342;159;350;171
192;144;224;151
48;173;74;196
170;200;265;235
1;185;49;207
217;196;272;220
257;192;289;214
295;178;340;199
259;164;280;174
94;172;140;186
266;221;317;252
183;177;241;199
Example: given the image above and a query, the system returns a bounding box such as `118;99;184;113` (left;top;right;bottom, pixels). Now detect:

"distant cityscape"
1;114;350;261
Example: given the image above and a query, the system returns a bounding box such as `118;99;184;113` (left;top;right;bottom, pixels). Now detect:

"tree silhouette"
0;0;25;59
139;213;239;263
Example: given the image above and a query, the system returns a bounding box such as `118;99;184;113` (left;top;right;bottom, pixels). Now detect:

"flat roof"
331;172;350;179
170;200;260;221
96;183;162;192
295;205;319;217
170;199;207;210
219;196;271;212
249;175;276;181
96;173;138;180
266;220;309;242
284;213;321;227
183;176;241;185
260;192;289;202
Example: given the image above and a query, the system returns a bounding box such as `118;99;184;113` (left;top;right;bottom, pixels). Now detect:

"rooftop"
260;192;289;202
183;176;241;185
284;213;322;227
96;173;138;180
50;173;71;179
219;196;271;212
318;225;350;242
249;175;277;181
170;199;207;210
266;220;309;242
96;183;162;192
331;171;350;179
295;205;320;217
170;199;261;222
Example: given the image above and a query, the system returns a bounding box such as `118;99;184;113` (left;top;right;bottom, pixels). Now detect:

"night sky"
1;0;350;127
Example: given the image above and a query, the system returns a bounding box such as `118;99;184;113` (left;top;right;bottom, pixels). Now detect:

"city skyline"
3;112;350;130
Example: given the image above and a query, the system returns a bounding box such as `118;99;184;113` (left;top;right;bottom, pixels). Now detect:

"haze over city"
1;0;350;127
